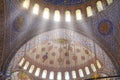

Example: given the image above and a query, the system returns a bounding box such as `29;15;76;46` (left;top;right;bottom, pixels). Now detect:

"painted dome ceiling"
26;39;95;69
21;29;100;70
8;29;117;78
43;0;91;5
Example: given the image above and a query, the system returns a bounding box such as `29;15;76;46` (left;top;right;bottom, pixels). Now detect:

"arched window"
78;69;84;78
72;71;76;79
35;68;40;77
18;58;25;66
97;1;104;12
49;71;54;80
91;64;96;72
85;67;90;75
43;8;50;19
86;6;93;17
76;9;82;20
96;60;102;68
22;0;30;9
29;65;35;73
42;70;47;79
107;0;113;5
65;71;70;80
54;10;61;22
23;61;29;70
33;4;39;15
57;72;62;80
65;10;71;22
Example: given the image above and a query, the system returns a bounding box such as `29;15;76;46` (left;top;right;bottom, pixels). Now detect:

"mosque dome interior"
0;0;120;80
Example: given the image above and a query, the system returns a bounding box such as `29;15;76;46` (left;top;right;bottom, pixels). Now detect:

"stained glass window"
42;70;47;78
107;0;113;5
97;1;104;12
23;61;29;70
33;4;39;15
57;72;62;80
22;0;30;9
43;8;50;19
85;67;90;75
65;11;71;22
29;65;35;73
54;10;61;22
91;64;96;72
76;9;82;20
18;58;25;66
49;71;54;79
86;6;93;17
72;70;77;79
65;71;70;80
35;68;40;77
79;69;84;77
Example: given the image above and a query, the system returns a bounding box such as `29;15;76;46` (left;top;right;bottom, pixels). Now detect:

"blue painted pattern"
43;0;91;5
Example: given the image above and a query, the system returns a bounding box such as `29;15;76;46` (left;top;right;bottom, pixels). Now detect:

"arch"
85;67;90;75
22;0;30;9
42;70;47;78
76;9;82;20
97;1;104;12
86;6;93;17
65;71;70;80
65;10;71;22
43;8;50;19
49;71;54;79
23;61;29;70
29;65;35;73
35;68;40;77
54;10;61;22
5;28;117;77
91;64;96;72
57;72;62;80
33;4;39;15
72;70;76;79
106;0;113;5
78;69;84;78
18;58;25;66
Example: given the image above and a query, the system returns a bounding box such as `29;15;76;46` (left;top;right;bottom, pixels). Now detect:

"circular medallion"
13;15;25;32
98;20;113;35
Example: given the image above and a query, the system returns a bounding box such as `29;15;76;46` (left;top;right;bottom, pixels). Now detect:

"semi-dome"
7;29;116;80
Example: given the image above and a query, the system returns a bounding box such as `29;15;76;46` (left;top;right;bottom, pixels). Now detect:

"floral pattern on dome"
24;29;96;68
